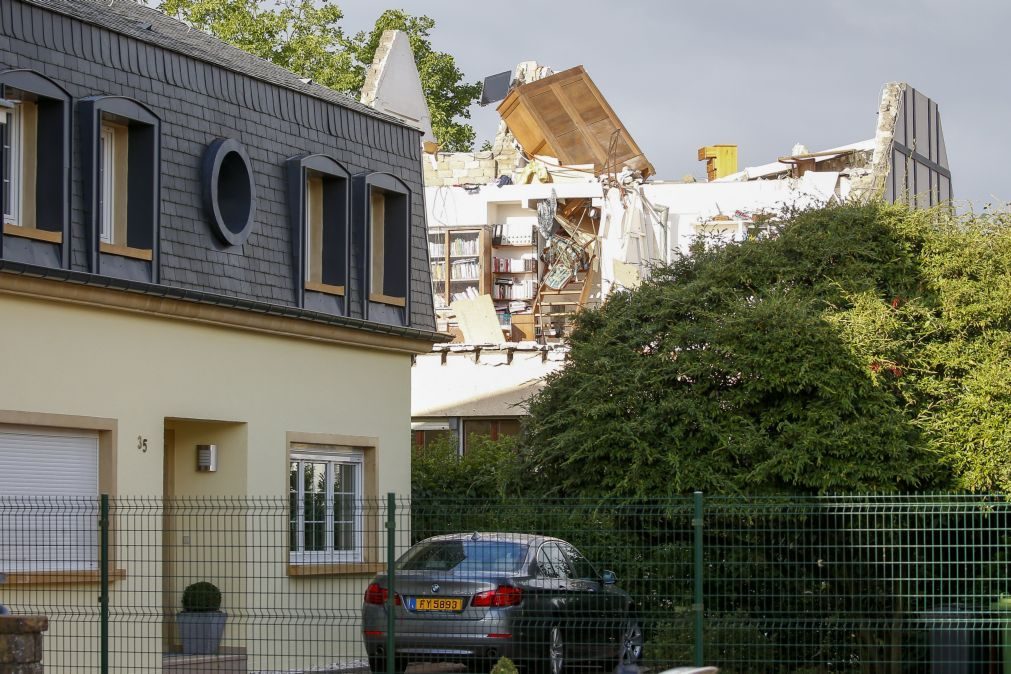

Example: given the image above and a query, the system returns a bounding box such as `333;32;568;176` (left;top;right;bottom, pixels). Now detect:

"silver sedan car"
362;533;643;674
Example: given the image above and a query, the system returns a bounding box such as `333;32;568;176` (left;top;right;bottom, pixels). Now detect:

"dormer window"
287;154;350;311
80;96;160;278
99;120;128;245
304;170;347;295
0;70;71;262
369;186;409;306
355;173;410;314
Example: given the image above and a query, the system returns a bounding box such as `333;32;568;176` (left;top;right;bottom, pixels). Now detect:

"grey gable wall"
0;0;437;332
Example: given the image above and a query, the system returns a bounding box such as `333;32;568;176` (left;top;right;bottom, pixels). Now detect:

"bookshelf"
429;228;490;312
490;223;540;341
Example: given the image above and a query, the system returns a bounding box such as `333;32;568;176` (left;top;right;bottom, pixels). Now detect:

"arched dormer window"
0;69;70;267
79;96;160;281
287;154;350;314
354;172;410;322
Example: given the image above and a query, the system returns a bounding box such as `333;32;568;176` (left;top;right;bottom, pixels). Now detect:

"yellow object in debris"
517;159;551;184
450;295;506;345
697;145;738;181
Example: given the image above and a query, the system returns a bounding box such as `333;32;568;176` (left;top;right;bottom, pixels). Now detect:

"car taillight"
364;583;387;605
364;583;402;606
472;586;523;608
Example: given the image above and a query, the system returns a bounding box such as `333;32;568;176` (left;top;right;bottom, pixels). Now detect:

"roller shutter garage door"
0;426;99;571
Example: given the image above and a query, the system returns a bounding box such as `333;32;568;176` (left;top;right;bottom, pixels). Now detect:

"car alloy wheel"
549;625;564;674
618;621;644;665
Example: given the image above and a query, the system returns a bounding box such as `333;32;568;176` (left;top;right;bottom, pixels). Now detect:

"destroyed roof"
20;0;407;126
716;139;876;182
498;66;654;178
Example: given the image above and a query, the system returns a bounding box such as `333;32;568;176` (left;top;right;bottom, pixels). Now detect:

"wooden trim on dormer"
3;224;62;244
305;280;345;296
99;242;153;260
369;293;406;307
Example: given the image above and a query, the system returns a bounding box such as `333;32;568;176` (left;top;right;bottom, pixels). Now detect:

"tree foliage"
412;433;528;501
159;0;480;151
525;203;1011;497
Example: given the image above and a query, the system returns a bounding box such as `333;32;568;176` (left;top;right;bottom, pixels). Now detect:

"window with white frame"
289;445;364;564
82;96;160;264
1;102;22;226
99;123;118;244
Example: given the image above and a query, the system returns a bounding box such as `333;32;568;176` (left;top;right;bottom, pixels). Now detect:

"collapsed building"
359;44;954;451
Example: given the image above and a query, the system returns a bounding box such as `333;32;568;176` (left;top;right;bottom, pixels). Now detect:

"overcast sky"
340;0;1007;211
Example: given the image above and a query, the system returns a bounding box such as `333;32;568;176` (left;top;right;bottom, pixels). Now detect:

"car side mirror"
601;570;617;585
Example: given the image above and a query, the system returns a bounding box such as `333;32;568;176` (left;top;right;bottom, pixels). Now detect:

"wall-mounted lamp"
196;444;218;472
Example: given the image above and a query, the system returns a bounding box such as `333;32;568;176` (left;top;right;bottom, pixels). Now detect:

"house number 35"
138;436;148;452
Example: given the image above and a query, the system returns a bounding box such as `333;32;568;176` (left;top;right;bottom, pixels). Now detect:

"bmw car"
361;533;643;673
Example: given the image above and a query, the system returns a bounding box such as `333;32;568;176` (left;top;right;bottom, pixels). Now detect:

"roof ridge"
14;0;410;128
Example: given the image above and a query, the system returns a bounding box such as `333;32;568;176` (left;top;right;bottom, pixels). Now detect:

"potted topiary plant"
177;581;227;655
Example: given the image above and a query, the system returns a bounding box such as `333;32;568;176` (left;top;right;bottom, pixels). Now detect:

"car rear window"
397;540;528;573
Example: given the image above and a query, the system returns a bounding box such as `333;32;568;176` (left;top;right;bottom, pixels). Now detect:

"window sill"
100;242;153;261
369;293;407;307
288;562;384;577
305;281;345;296
3;568;126;585
3;223;63;244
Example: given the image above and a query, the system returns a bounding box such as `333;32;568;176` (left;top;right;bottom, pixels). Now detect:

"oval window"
202;138;257;246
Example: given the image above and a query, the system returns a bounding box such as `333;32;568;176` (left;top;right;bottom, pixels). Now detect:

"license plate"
413;597;463;612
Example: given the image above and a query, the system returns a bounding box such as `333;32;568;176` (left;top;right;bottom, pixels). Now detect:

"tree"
158;0;481;151
524;202;1011;497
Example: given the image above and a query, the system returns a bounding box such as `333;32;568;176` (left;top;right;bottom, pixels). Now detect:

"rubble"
405;63;953;440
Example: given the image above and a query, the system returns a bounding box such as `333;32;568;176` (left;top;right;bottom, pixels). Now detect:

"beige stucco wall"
0;291;414;672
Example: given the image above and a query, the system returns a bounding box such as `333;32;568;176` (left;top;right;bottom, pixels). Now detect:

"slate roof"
20;0;410;128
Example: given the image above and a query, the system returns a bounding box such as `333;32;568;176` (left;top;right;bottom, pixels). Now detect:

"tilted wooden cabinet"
497;65;654;178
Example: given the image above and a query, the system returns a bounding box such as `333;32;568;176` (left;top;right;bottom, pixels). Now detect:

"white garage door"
0;426;99;571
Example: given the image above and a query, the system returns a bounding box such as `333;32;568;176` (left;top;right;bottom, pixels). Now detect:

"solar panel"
479;71;512;107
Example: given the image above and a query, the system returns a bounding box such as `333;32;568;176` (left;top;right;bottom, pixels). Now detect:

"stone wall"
0;616;48;674
423;124;524;187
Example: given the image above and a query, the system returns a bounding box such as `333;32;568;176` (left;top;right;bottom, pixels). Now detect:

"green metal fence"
1;493;1009;673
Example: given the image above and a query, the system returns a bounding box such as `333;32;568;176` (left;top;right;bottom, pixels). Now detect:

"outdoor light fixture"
196;444;218;472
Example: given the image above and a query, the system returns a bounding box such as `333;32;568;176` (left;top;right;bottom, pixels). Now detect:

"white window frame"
2;103;22;226
289;446;364;564
99;124;116;244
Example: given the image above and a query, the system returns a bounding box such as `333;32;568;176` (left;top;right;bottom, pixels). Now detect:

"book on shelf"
492;255;538;273
492;278;536;301
449;234;479;256
495;222;535;246
450;259;479;280
450;286;481;303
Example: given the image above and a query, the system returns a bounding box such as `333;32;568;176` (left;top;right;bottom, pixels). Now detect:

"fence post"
693;491;704;667
385;492;396;674
100;493;109;674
